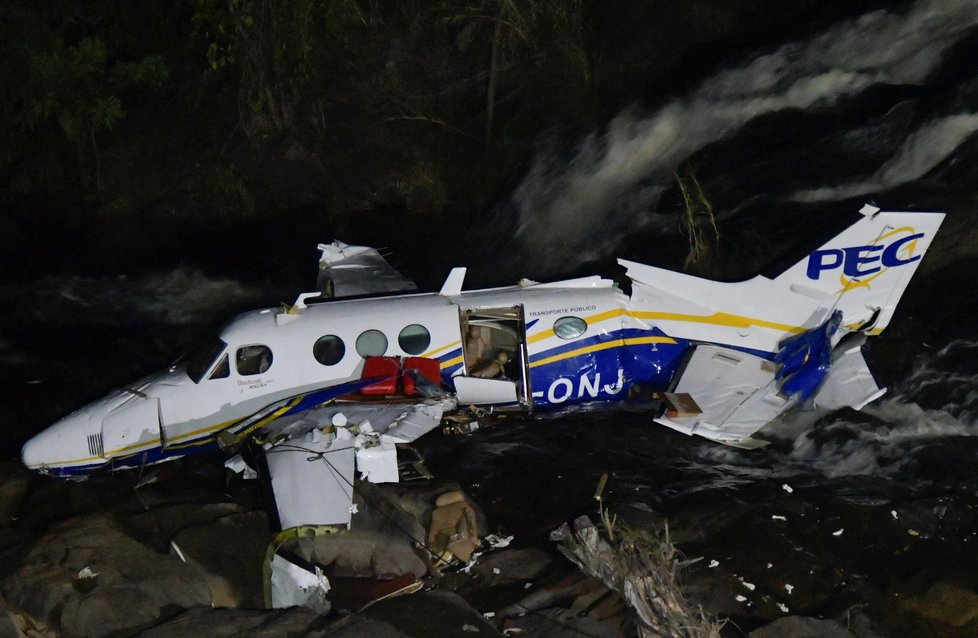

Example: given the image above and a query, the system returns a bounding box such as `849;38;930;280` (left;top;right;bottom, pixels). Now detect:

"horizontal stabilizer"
654;344;791;447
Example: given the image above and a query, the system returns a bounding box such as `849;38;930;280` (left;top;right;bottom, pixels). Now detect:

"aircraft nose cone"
21;411;103;477
20;427;61;471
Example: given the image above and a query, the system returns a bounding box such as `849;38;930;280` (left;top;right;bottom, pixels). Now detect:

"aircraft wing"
256;397;454;529
316;241;417;298
654;313;884;447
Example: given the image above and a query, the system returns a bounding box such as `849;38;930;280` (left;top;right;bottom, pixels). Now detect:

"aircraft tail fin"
621;204;944;352
771;204;944;335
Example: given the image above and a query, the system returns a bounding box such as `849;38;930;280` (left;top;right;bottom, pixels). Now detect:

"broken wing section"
260;398;454;528
656;319;886;447
655;345;789;448
316;241;417;298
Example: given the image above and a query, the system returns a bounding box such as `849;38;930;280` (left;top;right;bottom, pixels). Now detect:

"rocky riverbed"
1;409;977;637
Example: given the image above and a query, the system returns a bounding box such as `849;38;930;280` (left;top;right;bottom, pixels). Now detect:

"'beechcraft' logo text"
806;227;923;290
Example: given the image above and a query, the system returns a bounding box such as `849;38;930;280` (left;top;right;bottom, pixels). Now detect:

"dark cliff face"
0;0;939;286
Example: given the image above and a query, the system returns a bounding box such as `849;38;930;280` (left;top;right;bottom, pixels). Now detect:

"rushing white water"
791;113;978;202
511;0;978;270
21;269;263;326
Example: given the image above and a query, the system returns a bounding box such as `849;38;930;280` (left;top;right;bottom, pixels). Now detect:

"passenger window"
237;344;273;376
314;335;345;366
398;324;431;355
554;316;587;340
209;354;230;379
356;330;388;358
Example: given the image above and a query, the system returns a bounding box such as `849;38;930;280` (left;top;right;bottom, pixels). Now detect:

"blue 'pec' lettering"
842;245;882;277
806;249;843;279
806;233;924;280
881;233;923;267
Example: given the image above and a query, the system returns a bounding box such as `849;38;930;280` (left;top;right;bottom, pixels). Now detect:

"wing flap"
654;345;791;446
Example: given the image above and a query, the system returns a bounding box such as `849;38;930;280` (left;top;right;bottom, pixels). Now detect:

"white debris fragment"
170;540;187;563
462;624;480;632
909;529;920;536
785;584;794;594
891;510;898;520
767;563;773;569
224;454;258;480
778;603;790;613
771;515;787;521
349;503;359;515
77;566;99;580
833;528;844;536
742;581;756;591
735;595;748;603
782;484;794;493
483;612;496;619
485;534;514;549
524;582;533;589
709;560;720;568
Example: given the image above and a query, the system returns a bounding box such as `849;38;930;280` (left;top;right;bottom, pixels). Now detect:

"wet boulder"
169;510;270;608
901;580;978;629
132;605;327;638
0;513;212;637
748;615;856;637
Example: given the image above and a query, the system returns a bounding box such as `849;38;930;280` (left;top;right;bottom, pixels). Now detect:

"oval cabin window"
398;324;431;355
356;330;388;357
313;335;345;366
554;316;587;340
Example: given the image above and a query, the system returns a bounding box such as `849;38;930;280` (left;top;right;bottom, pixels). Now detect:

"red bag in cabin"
402;357;441;396
360;356;401;395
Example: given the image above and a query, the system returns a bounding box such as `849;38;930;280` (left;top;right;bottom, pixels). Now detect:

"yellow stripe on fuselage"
527;307;805;346
627;310;805;334
422;340;461;358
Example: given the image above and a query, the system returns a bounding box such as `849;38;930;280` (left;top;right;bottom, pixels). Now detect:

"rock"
121;502;247;552
169;510;270;607
470;548;553;583
301;530;427;579
902;580;978;628
499;571;628;638
0;461;30;525
0;597;56;638
133;605;326;638
0;513;211;637
362;590;501;637
748;616;856;638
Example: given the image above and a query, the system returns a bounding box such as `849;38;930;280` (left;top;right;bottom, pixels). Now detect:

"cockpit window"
209;354;230;379
186;338;228;384
237;344;273;376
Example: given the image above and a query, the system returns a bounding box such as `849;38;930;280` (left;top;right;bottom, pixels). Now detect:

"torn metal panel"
355;434;399;484
269;554;331;614
655;344;789;445
266;429;356;528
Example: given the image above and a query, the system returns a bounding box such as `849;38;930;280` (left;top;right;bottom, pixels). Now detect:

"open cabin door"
453;306;532;410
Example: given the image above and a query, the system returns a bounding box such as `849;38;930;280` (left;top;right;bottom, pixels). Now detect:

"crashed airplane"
21;204;943;532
